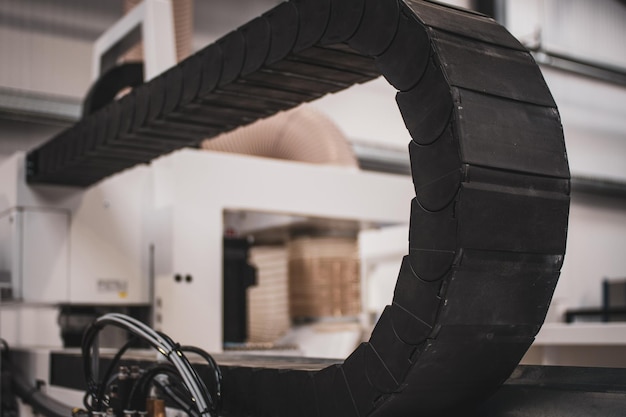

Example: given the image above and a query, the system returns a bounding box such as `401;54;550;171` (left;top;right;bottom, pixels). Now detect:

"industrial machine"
3;0;621;416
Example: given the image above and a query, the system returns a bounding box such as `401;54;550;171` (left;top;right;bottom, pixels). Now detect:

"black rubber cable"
179;345;222;409
81;315;221;417
12;372;74;417
94;336;142;410
152;376;201;417
127;364;185;410
2;339;74;417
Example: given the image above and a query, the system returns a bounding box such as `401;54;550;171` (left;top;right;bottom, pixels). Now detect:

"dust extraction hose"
201;106;358;167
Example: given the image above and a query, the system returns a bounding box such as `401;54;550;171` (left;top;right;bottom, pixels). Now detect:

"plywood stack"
288;236;360;318
247;246;290;343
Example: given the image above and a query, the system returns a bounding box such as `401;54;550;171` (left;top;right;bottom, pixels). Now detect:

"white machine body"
0;150;413;351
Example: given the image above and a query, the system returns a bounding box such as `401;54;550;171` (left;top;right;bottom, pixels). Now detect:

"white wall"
312;78;410;151
505;0;626;68
542;67;626;183
0;26;92;98
0;0;121;99
0;120;61;164
556;193;626;311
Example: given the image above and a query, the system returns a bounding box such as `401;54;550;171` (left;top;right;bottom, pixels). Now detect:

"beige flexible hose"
201;106;359;167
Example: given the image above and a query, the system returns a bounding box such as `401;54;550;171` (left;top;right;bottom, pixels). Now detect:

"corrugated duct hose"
200;107;358;167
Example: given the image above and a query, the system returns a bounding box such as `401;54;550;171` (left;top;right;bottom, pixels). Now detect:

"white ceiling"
0;0;124;40
0;0;282;47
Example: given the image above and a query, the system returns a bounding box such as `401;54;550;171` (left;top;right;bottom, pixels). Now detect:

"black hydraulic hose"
94;336;141;409
12;371;74;417
179;345;222;409
152;378;200;417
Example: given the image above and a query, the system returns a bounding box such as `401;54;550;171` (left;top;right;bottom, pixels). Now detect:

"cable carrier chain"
26;0;570;415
